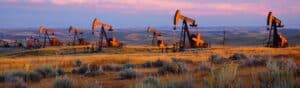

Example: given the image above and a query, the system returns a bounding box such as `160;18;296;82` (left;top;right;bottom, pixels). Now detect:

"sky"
0;0;299;29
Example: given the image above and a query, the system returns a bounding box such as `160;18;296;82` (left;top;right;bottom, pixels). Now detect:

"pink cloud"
30;0;45;3
1;0;298;16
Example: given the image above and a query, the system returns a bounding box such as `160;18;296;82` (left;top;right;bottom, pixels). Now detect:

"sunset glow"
0;0;299;28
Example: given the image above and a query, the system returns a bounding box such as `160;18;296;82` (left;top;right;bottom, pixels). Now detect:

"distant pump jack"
173;9;208;51
92;18;123;51
266;12;288;48
147;26;167;53
68;26;89;46
39;26;62;47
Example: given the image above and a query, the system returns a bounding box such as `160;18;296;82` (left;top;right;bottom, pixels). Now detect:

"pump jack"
173;9;207;51
92;18;123;51
26;36;41;49
147;26;162;45
68;26;89;45
147;26;167;53
266;12;288;48
39;26;62;47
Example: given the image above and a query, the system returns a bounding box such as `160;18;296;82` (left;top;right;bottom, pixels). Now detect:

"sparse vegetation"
152;59;168;67
85;64;103;77
171;58;193;64
102;64;123;71
83;81;102;88
130;76;194;88
34;65;59;77
118;68;139;79
0;46;299;87
197;61;212;72
239;57;267;67
141;61;153;68
208;54;228;64
257;61;295;88
27;71;42;82
122;63;135;70
158;62;188;74
72;64;88;74
203;63;239;88
53;76;74;88
229;53;248;60
73;59;82;67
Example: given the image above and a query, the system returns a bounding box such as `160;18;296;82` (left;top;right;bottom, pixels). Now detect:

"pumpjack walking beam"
147;26;162;45
173;9;197;50
266;11;288;48
92;18;113;51
39;26;55;47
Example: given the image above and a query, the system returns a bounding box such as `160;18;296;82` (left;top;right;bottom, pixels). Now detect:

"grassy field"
0;45;299;88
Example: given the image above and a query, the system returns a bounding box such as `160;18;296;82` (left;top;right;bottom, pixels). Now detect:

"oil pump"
147;26;162;45
92;18;123;51
266;12;288;48
173;9;207;50
26;36;41;49
68;26;89;45
39;26;62;47
147;26;167;53
0;39;22;48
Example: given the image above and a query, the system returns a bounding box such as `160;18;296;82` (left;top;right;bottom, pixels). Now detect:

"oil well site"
0;0;300;88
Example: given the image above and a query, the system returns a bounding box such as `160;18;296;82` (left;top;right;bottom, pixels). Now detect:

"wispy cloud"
2;0;299;16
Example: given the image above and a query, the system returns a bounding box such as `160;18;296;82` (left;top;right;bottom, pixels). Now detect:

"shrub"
171;58;193;64
56;68;65;75
141;59;168;68
257;70;294;88
13;77;27;88
276;59;297;71
122;63;135;70
203;64;239;88
257;61;295;88
72;64;88;74
197;61;212;72
164;77;194;88
34;65;57;77
11;71;28;81
240;57;267;67
118;69;139;79
102;64;122;71
73;59;82;67
158;62;188;74
208;54;227;64
0;74;5;82
53;76;74;88
4;75;18;82
229;53;248;60
85;64;103;77
129;76;194;88
296;65;300;77
27;71;42;82
141;61;153;68
143;76;161;86
83;81;102;88
153;59;167;67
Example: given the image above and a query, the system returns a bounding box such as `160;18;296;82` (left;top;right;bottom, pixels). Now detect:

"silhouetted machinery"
265;12;288;48
26;36;41;49
68;26;89;45
92;18;123;51
173;9;208;51
39;26;62;47
147;26;167;52
0;39;22;48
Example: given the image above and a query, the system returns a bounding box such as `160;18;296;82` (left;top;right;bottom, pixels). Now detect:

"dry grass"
0;45;299;72
0;45;299;88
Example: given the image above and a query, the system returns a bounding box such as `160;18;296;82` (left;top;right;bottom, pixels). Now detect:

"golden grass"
0;45;299;72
